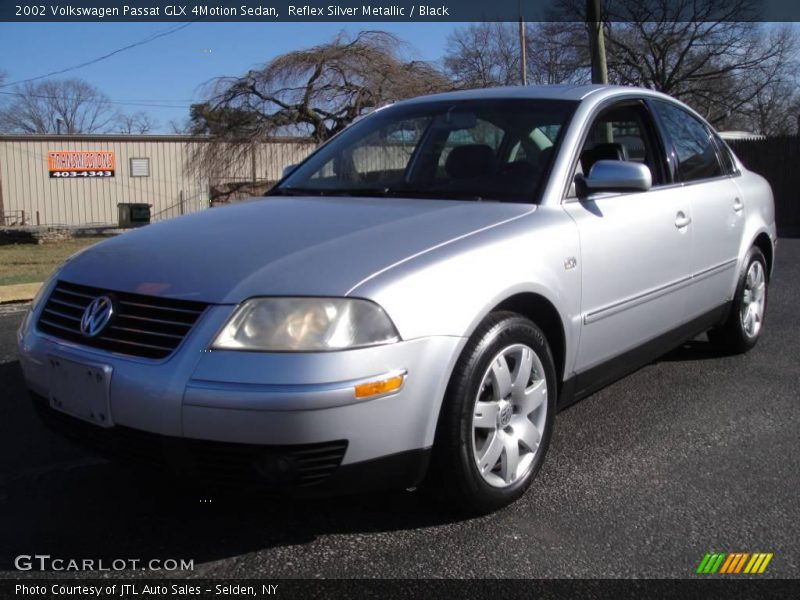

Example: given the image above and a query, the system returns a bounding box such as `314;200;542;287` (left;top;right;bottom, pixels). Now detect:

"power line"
0;21;196;89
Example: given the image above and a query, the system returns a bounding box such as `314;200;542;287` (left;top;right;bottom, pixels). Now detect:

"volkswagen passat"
17;85;776;513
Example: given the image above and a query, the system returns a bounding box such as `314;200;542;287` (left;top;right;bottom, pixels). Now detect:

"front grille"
37;280;208;359
32;394;348;488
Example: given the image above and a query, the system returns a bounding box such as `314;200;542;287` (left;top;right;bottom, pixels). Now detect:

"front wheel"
426;312;556;515
708;246;769;354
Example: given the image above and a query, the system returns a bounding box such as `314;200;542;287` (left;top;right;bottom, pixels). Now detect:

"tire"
425;311;557;515
708;246;769;354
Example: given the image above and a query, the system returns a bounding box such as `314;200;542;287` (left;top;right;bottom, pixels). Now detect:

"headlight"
212;298;400;351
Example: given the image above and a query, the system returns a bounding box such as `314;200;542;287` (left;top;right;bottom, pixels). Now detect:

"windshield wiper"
326;187;489;201
319;187;392;197
266;187;320;196
267;186;391;197
393;189;489;202
268;186;490;201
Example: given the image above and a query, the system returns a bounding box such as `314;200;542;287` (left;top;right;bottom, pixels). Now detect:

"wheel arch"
490;292;567;392
425;293;564;510
752;231;773;280
431;291;569;440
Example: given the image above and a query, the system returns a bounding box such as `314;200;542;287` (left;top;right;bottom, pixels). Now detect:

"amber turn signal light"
354;372;406;399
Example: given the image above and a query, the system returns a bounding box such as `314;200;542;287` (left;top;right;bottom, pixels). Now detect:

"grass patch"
0;237;106;286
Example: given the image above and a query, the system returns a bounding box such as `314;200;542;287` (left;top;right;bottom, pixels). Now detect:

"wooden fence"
729;136;800;236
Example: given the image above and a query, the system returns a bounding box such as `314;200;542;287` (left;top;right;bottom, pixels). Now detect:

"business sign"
48;151;115;178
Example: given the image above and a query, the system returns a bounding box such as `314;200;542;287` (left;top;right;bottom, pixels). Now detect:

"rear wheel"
708;246;768;354
426;312;556;515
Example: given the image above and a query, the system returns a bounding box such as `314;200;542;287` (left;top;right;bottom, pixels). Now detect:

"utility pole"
587;0;608;84
519;0;527;85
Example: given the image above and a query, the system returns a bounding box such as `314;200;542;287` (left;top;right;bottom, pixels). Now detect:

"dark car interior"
575;104;664;186
279;99;576;202
579;142;630;174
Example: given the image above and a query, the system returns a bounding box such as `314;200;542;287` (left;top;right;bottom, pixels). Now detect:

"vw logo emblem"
80;296;114;338
498;401;513;428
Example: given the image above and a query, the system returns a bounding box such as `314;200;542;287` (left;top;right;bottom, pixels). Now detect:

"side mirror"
581;160;652;194
282;164;298;178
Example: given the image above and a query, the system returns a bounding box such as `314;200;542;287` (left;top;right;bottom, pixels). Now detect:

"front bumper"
17;302;464;490
31;392;430;493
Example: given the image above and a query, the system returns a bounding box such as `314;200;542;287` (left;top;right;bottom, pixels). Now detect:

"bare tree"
446;2;800;134
443;22;589;89
203;30;448;141
0;78;113;134
191;30;449;181
115;111;158;134
714;26;800;135
444;23;522;87
546;0;800;133
743;78;800;136
526;22;591;85
167;118;191;134
598;2;799;129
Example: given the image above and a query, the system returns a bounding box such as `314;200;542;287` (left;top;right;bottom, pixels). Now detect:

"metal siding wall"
254;142;317;181
0;138;317;226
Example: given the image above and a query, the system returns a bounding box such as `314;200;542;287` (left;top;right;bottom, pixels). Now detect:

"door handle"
733;197;744;212
675;211;692;228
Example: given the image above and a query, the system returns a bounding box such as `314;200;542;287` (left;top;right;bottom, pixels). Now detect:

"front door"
563;100;694;381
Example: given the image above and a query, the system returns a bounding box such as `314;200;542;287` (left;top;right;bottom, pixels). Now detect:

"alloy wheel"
471;343;548;488
740;260;766;338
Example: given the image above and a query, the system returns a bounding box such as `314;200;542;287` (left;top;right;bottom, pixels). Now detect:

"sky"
0;22;464;132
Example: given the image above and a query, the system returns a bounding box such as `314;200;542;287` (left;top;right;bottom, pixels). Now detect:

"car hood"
59;196;534;304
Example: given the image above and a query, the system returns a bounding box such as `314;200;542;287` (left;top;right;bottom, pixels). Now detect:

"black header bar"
2;0;800;23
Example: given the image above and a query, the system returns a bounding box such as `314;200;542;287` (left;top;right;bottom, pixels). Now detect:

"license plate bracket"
47;355;113;428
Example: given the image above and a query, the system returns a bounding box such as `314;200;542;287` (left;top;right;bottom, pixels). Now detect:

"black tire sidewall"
436;312;557;513
726;247;769;351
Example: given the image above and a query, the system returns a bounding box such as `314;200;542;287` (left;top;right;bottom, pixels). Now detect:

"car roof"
395;84;672;105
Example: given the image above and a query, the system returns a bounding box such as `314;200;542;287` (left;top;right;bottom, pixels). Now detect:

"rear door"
650;100;745;317
563;100;693;379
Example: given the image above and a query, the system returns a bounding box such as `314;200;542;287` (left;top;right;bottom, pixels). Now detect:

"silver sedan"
17;85;776;514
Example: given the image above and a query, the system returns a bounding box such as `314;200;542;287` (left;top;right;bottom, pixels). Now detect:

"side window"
653;101;724;182
576;103;664;185
712;134;739;175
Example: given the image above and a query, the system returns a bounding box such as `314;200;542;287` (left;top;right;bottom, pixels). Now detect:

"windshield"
273;98;577;203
